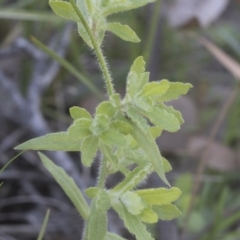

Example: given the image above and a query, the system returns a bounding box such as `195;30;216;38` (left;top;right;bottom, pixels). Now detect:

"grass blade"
37;209;50;240
31;36;103;99
0;9;60;22
0;151;25;174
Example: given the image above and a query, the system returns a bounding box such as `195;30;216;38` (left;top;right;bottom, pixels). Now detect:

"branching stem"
70;0;115;97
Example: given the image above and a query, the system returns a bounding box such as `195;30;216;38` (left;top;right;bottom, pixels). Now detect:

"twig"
181;87;239;239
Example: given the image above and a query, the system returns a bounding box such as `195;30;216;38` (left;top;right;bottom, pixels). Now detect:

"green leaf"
134;96;154;112
139;207;158;224
37;209;50;240
77;16;107;48
126;105;149;131
128;121;170;186
108;22;140;42
153;204;181;220
144;106;180;132
39;153;89;219
135;187;181;205
110;93;122;108
141;80;170;97
105;232;127;240
163;158;172;173
49;0;80;22
126;57;149;98
158;104;184;125
120;191;145;215
155;82;193;102
15;132;81;151
100;129;126;146
112;164;153;195
85;187;100;199
96;101;116;118
113;201;154;240
91;114;110;135
87;200;107;240
96;190;111;212
103;0;156;16
130;56;146;73
149;127;162;139
69;106;92;120
68;119;92;138
111;120;132;135
81;135;99;166
99;142;118;166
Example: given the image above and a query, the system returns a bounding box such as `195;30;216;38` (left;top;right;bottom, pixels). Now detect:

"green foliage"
14;0;192;239
37;209;50;240
38;153;89;220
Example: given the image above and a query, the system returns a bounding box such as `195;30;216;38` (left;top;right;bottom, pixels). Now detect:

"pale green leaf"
111;120;133;135
100;129;126;146
126;72;139;98
39;153;89;219
135;187;181;205
49;0;80;22
120;191;145;215
149;127;162;139
110;93;122;108
15;132;81;151
68;119;92;138
134;96;154;112
113;201;154;240
105;232;127;240
96;190;111;212
76;0;88;19
112;164;153;195
85;187;100;199
163;158;172;173
108;22;140;42
37;209;50;240
126;57;149;98
99;142;118;165
128;121;170;186
126;105;149;131
87;200;107;240
81;135;98;167
155;82;193;102
139;207;158;224
69;106;92;120
144;106;180;132
158;104;184;125
96;101;116;118
130;56;145;73
77;16;107;48
91;114;109;135
103;0;156;16
141;79;170;97
153;204;181;220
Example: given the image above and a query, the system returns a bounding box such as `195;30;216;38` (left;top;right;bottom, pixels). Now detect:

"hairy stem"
97;155;108;188
70;0;115;97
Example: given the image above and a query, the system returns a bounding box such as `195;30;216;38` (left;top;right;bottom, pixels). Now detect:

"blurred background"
0;0;240;239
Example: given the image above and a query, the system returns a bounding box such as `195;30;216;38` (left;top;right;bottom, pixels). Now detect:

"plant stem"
70;0;115;97
143;0;162;65
97;155;108;188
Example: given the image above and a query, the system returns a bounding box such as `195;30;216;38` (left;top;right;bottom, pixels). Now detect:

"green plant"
15;0;192;239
